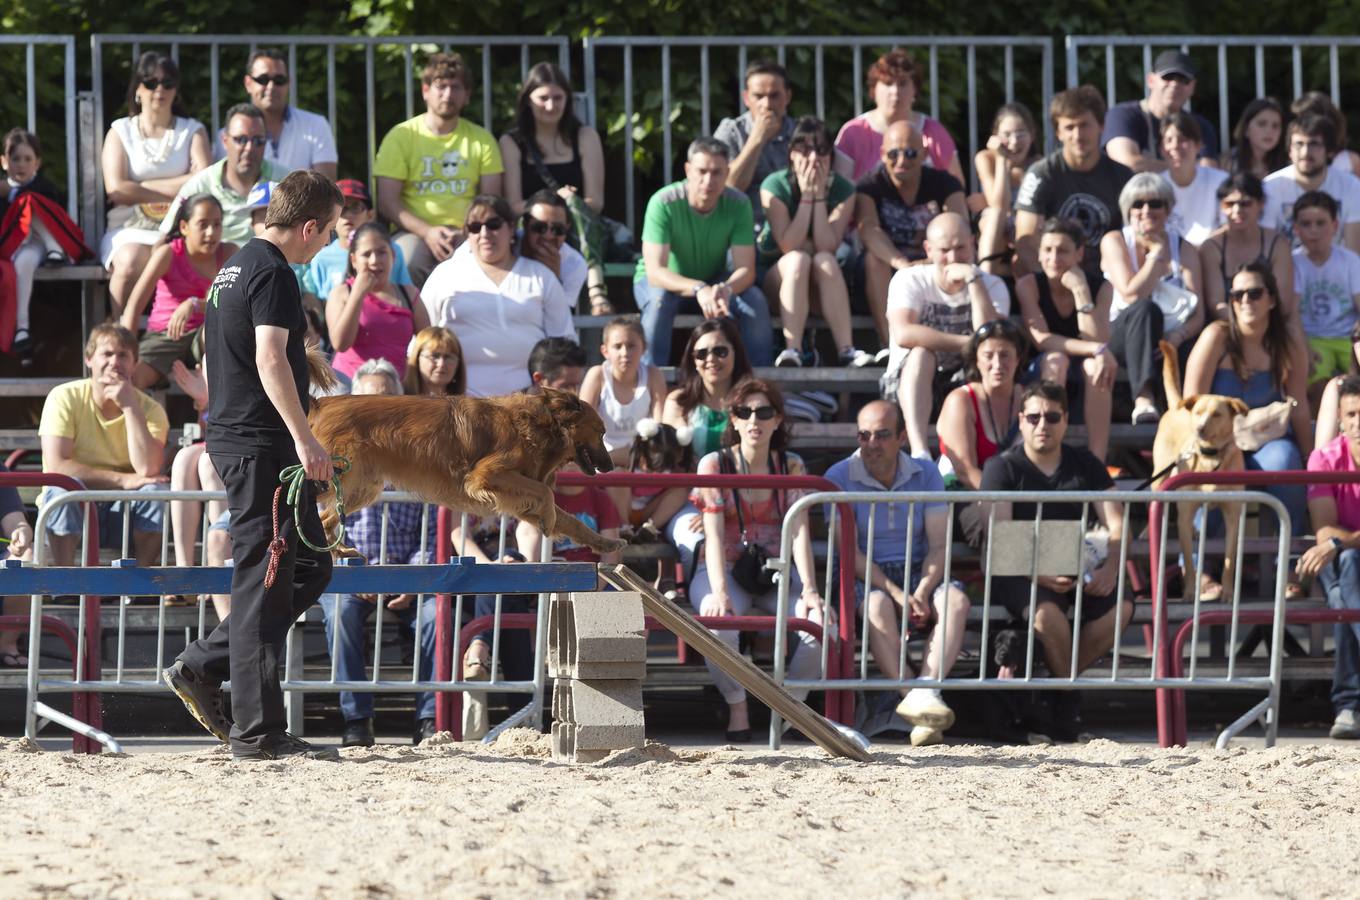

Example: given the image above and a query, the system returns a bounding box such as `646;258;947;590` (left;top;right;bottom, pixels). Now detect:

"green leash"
263;455;350;588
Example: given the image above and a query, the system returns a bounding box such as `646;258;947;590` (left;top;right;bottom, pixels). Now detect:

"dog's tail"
1159;340;1182;411
306;340;338;393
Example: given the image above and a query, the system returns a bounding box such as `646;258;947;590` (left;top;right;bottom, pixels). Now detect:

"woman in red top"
937;318;1028;489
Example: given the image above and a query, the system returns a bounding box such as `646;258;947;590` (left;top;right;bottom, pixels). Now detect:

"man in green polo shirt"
160;103;288;245
633;137;773;366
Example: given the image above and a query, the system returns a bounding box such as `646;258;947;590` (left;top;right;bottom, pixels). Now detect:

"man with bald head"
825;399;971;745
856;119;968;354
884;211;1010;456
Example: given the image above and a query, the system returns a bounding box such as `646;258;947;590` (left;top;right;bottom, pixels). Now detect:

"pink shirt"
331;281;415;379
148;238;219;333
835;112;959;181
1307;435;1360;530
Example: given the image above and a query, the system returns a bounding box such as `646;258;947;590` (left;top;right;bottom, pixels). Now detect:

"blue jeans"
1319;548;1360;713
633;279;774;366
318;593;439;723
1245;438;1306;536
38;481;167;544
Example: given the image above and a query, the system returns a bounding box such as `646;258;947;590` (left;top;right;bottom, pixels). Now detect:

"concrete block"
989;520;1084;577
547;592;647;679
550;677;645;760
552;722;610;764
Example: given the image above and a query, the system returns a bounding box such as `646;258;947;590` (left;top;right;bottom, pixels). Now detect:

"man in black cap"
1101;50;1219;173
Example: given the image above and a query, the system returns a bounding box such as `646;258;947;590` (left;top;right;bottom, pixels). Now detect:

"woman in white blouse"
420;195;575;397
100;52;210;317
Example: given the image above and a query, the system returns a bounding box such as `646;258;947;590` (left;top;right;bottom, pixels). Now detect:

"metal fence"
1065;35;1360;165
0;35;78;220
771;489;1290;751
582;35;1055;232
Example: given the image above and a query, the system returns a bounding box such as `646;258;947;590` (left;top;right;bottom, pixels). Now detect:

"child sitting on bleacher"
616;417;694;541
580;316;667;468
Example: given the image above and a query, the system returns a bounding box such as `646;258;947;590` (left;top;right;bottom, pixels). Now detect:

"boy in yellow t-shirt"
375;52;504;287
38;324;170;566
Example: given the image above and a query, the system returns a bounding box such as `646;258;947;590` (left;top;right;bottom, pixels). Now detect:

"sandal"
1285;580;1307;602
463;653;491;682
1;651;28;668
1198;575;1224;602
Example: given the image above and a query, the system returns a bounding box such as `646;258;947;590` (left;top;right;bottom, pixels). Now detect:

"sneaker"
838;347;875;367
782;395;822;423
910;725;943;746
896;688;956;730
774;348;803;367
873;347;892;365
341;718;375;748
799;390;839;415
163;660;231;743
1132;402;1160;425
1331;708;1360;740
413;717;438;746
10;329;31;356
233;732;340;761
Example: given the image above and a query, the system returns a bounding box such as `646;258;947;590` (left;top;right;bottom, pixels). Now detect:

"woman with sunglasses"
1101;172;1205;424
101;51;211;318
1198;174;1294;323
758;116;869;367
420;194;574;397
690;377;824;741
1183;263;1310;599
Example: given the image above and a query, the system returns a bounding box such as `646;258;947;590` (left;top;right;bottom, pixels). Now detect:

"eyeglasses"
225;134;267;148
732;404;778;421
884;148;920;161
141;77;178;91
466;218;506;234
1130;199;1168;211
1023;411;1064;426
1228;286;1268;303
691;345;731;362
249;73;290;87
421;351;458;364
856;428;894;443
526;217;570;237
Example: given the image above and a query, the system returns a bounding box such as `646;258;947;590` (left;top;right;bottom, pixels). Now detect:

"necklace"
134;114;176;168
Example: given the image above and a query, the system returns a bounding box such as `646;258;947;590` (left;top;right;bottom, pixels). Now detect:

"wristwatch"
1077;302;1095;315
1331;537;1344;555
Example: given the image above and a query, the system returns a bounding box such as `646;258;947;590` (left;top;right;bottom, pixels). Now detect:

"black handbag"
721;448;783;595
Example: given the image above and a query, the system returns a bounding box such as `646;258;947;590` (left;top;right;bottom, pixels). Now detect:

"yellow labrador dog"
1151;341;1248;601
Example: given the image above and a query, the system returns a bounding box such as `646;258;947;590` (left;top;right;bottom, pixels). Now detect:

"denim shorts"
38;482;167;547
838;559;963;611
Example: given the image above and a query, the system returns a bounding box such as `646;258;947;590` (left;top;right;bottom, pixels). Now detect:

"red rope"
263;484;288;589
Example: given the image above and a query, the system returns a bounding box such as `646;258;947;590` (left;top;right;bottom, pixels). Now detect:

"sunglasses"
732;404;778;421
1229;286;1268;303
1159;73;1192;85
1023;411;1064;426
974;319;1019;340
857;428;894;443
249;73;290;87
1130;199;1168;211
691;345;731;362
226;134;267;148
526;218;570;237
885;148;920;161
466;218;506;234
141;77;179;91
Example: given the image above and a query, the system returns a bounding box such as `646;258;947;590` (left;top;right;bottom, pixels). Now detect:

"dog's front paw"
332;543;364;561
591;536;627;554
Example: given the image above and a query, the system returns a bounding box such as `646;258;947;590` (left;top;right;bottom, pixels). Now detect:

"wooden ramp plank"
598;564;871;762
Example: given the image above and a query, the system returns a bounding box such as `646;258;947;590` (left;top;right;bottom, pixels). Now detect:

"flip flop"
1199;576;1224;602
1;651;28;668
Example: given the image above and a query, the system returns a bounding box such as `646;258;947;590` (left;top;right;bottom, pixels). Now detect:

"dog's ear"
1228;398;1250;418
1180;394;1201;411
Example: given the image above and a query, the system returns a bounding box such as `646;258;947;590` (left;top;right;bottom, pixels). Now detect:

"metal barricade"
771;489;1290;751
581;35;1055;232
18;488;594;753
0;36;78;220
87;33;571;245
1064;34;1360;163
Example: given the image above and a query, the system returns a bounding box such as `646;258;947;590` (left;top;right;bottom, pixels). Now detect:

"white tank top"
600;363;651;452
106;115;206;231
1108;225;1188;322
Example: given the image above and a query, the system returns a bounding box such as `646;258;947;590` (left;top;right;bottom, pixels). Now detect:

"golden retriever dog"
306;371;623;557
1151;340;1248;601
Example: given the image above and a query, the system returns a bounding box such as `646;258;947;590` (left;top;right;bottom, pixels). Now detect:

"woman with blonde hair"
404;326;467;396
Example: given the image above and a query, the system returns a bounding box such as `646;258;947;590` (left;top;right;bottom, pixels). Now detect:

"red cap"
336;178;372;207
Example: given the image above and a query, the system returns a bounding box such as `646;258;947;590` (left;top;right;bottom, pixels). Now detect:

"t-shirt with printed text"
1015;150;1132;280
373;115;504;228
886;263;1011;374
856;165;965;261
1294;244;1360;338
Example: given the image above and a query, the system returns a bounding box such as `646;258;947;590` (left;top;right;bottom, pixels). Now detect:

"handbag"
1149;280;1198;331
721;448;782;595
1234;398;1295;452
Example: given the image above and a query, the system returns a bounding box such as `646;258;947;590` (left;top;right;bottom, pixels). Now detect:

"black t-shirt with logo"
855;164;965;261
203;238;309;456
1015;150;1133;279
979;443;1114;522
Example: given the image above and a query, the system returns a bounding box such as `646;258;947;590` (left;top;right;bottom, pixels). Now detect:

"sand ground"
0;730;1356;898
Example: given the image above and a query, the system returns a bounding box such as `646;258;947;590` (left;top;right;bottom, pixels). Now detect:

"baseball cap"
1152;50;1196;80
246;180;279;210
336;178;372;208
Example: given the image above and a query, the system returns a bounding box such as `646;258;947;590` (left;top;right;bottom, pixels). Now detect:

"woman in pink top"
835;49;964;184
123;193;235;388
327;222;430;380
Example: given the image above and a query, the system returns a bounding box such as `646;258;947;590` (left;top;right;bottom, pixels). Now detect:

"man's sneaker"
910;725;943;746
1331;708;1360;739
163;660;231;743
233;732;340;761
413;717;438;746
774;348;803;367
342;718;375;748
896;688;955;730
838;347;875;367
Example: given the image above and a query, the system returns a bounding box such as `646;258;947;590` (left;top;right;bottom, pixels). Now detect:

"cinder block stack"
548;591;647;763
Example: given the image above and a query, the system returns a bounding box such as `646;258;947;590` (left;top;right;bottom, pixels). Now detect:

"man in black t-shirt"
1101;51;1219;173
1015;86;1132;282
855;119;968;351
167;170;343;762
980;381;1132;740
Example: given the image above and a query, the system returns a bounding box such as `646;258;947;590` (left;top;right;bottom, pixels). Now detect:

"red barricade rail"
1151;469;1360;748
0;472;103;753
432;471;860;736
